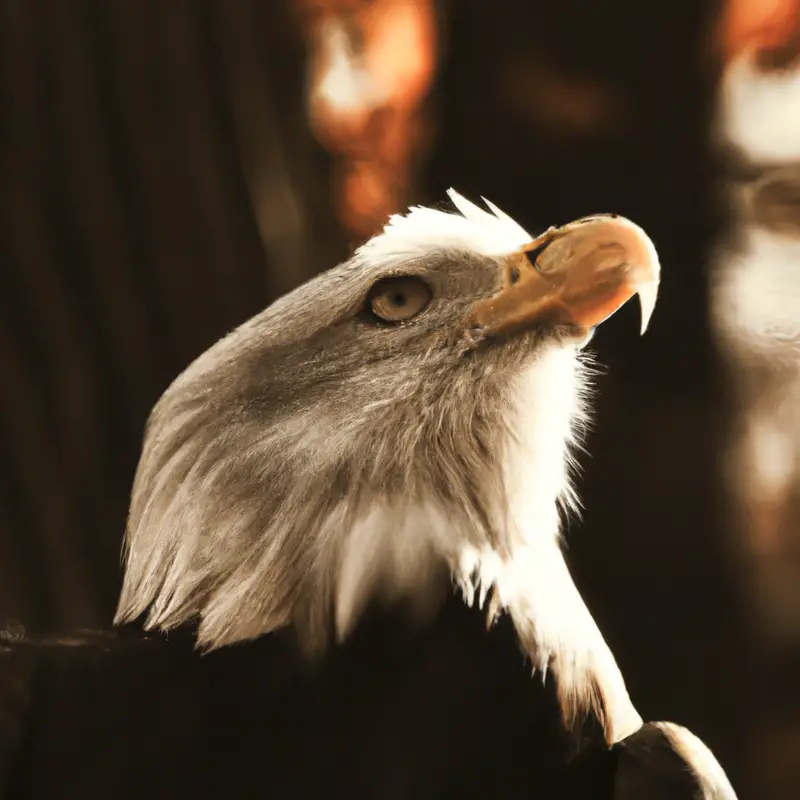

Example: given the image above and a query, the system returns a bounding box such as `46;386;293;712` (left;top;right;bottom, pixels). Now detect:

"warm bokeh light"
721;0;800;62
299;0;437;240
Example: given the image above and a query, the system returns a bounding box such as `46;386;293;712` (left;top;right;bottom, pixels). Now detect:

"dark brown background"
0;0;768;796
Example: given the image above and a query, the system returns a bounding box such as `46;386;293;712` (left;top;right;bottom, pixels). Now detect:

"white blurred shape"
748;413;797;497
719;54;800;162
312;18;386;116
714;227;800;353
713;43;800;650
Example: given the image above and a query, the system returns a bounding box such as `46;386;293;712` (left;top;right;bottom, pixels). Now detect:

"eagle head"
116;189;659;745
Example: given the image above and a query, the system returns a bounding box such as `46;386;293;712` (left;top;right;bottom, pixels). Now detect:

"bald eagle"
0;192;736;799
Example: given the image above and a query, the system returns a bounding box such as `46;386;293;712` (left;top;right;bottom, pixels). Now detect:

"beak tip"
637;281;659;336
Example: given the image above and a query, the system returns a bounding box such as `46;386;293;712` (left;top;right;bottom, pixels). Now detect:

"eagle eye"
367;276;432;323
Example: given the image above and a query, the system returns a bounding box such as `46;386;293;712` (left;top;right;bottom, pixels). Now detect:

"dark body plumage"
1;603;708;799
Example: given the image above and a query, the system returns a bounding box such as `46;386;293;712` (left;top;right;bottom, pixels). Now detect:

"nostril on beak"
522;236;554;271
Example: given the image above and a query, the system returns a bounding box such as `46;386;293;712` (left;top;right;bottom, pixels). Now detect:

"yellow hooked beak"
471;214;660;337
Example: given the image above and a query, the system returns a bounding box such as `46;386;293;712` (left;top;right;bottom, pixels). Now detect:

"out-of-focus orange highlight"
298;0;437;240
721;0;799;62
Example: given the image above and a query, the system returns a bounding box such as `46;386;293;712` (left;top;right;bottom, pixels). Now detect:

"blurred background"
2;0;800;796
